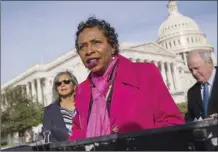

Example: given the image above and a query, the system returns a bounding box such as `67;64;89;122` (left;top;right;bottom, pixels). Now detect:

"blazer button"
112;126;119;133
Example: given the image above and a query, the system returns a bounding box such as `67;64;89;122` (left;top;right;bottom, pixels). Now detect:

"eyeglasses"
55;79;72;87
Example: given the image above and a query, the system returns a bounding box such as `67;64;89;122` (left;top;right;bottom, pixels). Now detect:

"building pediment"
124;42;175;57
1;49;79;90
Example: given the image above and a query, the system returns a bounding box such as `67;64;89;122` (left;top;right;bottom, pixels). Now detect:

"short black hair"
75;16;119;55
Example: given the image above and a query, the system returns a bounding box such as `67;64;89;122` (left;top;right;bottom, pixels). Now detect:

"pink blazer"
69;54;184;140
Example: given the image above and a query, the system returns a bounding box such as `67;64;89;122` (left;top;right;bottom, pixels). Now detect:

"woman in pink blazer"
69;17;184;140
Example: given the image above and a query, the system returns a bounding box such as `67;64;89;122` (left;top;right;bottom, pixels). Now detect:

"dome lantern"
168;0;179;15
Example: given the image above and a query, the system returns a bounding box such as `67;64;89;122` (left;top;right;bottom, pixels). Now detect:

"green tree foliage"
176;102;188;117
1;86;44;136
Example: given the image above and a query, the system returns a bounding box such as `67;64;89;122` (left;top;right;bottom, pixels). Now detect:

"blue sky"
1;1;217;84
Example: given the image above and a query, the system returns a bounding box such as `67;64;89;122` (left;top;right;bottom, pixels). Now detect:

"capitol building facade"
1;1;216;107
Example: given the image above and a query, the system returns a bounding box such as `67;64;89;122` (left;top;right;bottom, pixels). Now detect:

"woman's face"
56;74;75;97
77;27;115;74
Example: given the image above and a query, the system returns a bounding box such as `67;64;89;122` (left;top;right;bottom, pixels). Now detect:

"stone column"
37;78;43;104
172;63;181;91
178;66;184;91
183;52;187;66
26;82;30;96
166;62;174;91
21;85;25;94
31;80;36;101
153;61;158;67
160;62;167;85
43;77;53;107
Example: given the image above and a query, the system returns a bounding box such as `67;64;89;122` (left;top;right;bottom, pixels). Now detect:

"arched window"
191;37;194;43
187;37;190;44
173;41;176;47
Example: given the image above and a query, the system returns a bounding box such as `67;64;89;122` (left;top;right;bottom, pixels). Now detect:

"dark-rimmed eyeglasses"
55;79;72;87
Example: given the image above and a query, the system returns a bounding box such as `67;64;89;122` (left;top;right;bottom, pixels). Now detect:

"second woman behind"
42;70;78;142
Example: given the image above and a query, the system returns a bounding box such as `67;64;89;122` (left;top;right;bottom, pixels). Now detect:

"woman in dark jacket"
42;70;78;142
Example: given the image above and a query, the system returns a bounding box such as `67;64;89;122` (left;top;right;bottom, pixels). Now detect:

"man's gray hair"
52;70;78;102
188;49;213;64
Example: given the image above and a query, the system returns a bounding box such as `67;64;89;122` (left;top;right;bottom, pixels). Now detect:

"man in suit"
185;49;217;122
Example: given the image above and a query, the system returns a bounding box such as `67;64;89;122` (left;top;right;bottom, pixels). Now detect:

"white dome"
158;1;200;39
156;0;214;66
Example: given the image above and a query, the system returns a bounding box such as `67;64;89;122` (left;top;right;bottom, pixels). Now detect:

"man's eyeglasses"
55;79;72;87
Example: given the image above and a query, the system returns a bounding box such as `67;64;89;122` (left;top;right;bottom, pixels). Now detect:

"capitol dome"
156;0;214;66
158;1;200;39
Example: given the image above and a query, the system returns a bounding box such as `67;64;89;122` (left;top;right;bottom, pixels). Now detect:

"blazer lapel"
110;79;138;126
75;80;91;131
208;67;218;114
110;55;139;127
195;83;204;112
53;103;68;131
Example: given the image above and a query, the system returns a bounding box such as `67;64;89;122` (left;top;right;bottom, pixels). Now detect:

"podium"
2;119;218;151
49;119;217;151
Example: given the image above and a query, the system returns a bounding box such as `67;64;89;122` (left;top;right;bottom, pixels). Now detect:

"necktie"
203;82;209;116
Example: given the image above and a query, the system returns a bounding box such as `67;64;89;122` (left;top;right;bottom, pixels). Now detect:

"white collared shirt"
200;68;216;100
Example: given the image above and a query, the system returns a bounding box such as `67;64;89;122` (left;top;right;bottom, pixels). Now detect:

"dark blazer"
185;67;218;122
42;102;70;142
